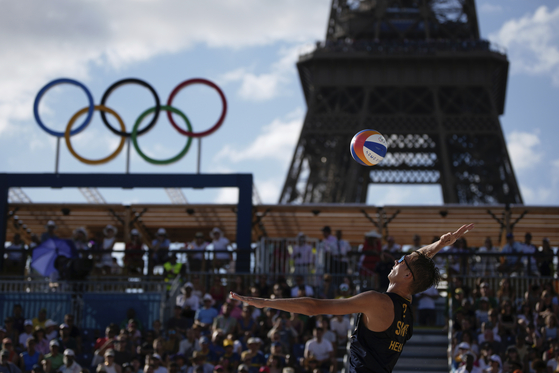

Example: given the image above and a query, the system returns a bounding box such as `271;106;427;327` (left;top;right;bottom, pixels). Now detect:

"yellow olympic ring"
65;105;126;165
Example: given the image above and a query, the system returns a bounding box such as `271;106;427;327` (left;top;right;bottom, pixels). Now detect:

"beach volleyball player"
231;223;474;373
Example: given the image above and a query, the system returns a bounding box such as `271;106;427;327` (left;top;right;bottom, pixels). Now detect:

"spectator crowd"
3;218;558;373
0;274;359;373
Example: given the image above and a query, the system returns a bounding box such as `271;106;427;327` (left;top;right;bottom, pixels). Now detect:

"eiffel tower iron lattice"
279;0;522;205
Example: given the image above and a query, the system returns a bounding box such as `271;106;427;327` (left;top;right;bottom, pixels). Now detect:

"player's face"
388;253;416;282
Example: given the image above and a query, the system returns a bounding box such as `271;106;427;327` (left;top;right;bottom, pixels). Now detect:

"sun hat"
103;224;117;235
490;355;501;366
364;230;381;238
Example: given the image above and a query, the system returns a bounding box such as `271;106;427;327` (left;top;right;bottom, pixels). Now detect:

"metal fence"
0;279;166;293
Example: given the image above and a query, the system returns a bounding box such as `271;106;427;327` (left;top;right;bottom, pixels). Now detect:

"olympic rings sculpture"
33;77;227;165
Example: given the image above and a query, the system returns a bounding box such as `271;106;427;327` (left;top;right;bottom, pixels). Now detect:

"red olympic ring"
166;78;227;138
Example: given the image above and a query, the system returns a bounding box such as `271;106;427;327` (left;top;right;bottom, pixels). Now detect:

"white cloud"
479;3;503;14
367;185;443;206
490;5;559;85
220;43;314;101
520;185;554;204
254;178;283;204
215;108;304;165
214;188;238;204
0;0;329;134
552;159;559;185
506;130;543;170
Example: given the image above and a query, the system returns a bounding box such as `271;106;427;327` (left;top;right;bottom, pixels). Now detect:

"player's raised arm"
417;223;474;258
230;290;391;317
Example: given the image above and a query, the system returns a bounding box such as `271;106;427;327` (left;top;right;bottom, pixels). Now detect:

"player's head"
408;251;441;295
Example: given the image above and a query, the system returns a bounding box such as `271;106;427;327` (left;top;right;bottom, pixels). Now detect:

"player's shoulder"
358;290;393;307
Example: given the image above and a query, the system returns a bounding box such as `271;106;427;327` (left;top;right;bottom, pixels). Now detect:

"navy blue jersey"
349;292;413;373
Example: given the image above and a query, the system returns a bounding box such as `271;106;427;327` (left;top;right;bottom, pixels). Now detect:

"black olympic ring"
99;78;161;137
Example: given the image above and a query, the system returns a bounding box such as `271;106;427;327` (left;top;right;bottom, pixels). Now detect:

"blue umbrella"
31;238;77;277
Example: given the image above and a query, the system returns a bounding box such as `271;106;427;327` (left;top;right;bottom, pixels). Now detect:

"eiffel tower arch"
280;0;522;205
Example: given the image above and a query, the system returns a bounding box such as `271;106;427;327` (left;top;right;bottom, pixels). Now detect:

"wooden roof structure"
6;203;559;247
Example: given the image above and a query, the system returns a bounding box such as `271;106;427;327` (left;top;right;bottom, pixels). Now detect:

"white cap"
64;349;75;356
130;229;140;236
457;342;470;349
203;293;214;301
489;354;501;366
74;227;87;236
365;230;381;238
24;320;33;326
157;228;167;235
45;319;57;328
211;227;222;235
49;339;59;347
46;220;56;227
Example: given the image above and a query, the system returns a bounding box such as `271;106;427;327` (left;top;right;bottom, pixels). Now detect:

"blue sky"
1;0;559;206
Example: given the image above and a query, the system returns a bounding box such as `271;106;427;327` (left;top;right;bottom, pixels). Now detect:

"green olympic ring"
131;105;193;165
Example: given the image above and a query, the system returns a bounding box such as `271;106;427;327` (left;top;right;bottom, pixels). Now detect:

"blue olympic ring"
33;78;95;138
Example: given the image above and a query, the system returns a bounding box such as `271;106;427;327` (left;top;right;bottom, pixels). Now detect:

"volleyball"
350;129;387;166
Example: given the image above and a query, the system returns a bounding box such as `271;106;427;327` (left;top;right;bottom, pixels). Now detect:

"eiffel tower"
279;0;522;204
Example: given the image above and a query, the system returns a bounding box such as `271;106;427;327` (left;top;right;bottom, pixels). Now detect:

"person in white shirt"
19;320;35;349
187;233;208;272
320;226;338;274
45;320;58;341
178;329;200;356
455;352;482;373
209;228;231;271
304;327;334;372
58;349;81;373
477;237;499;276
290;276;314;298
186;352;213;373
176;283;200;319
407;234;421;253
335;230;351;275
100;225;117;272
382;236;402;255
330;315;351;344
317;319;337;346
72;228;90;252
416;286;439;326
151;354;167;373
292;233;314;274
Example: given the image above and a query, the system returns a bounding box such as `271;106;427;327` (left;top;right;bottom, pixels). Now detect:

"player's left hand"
230;292;266;308
439;223;474;247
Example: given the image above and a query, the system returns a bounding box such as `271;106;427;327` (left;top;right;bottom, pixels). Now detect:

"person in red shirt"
94;327;116;360
358;230;382;276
